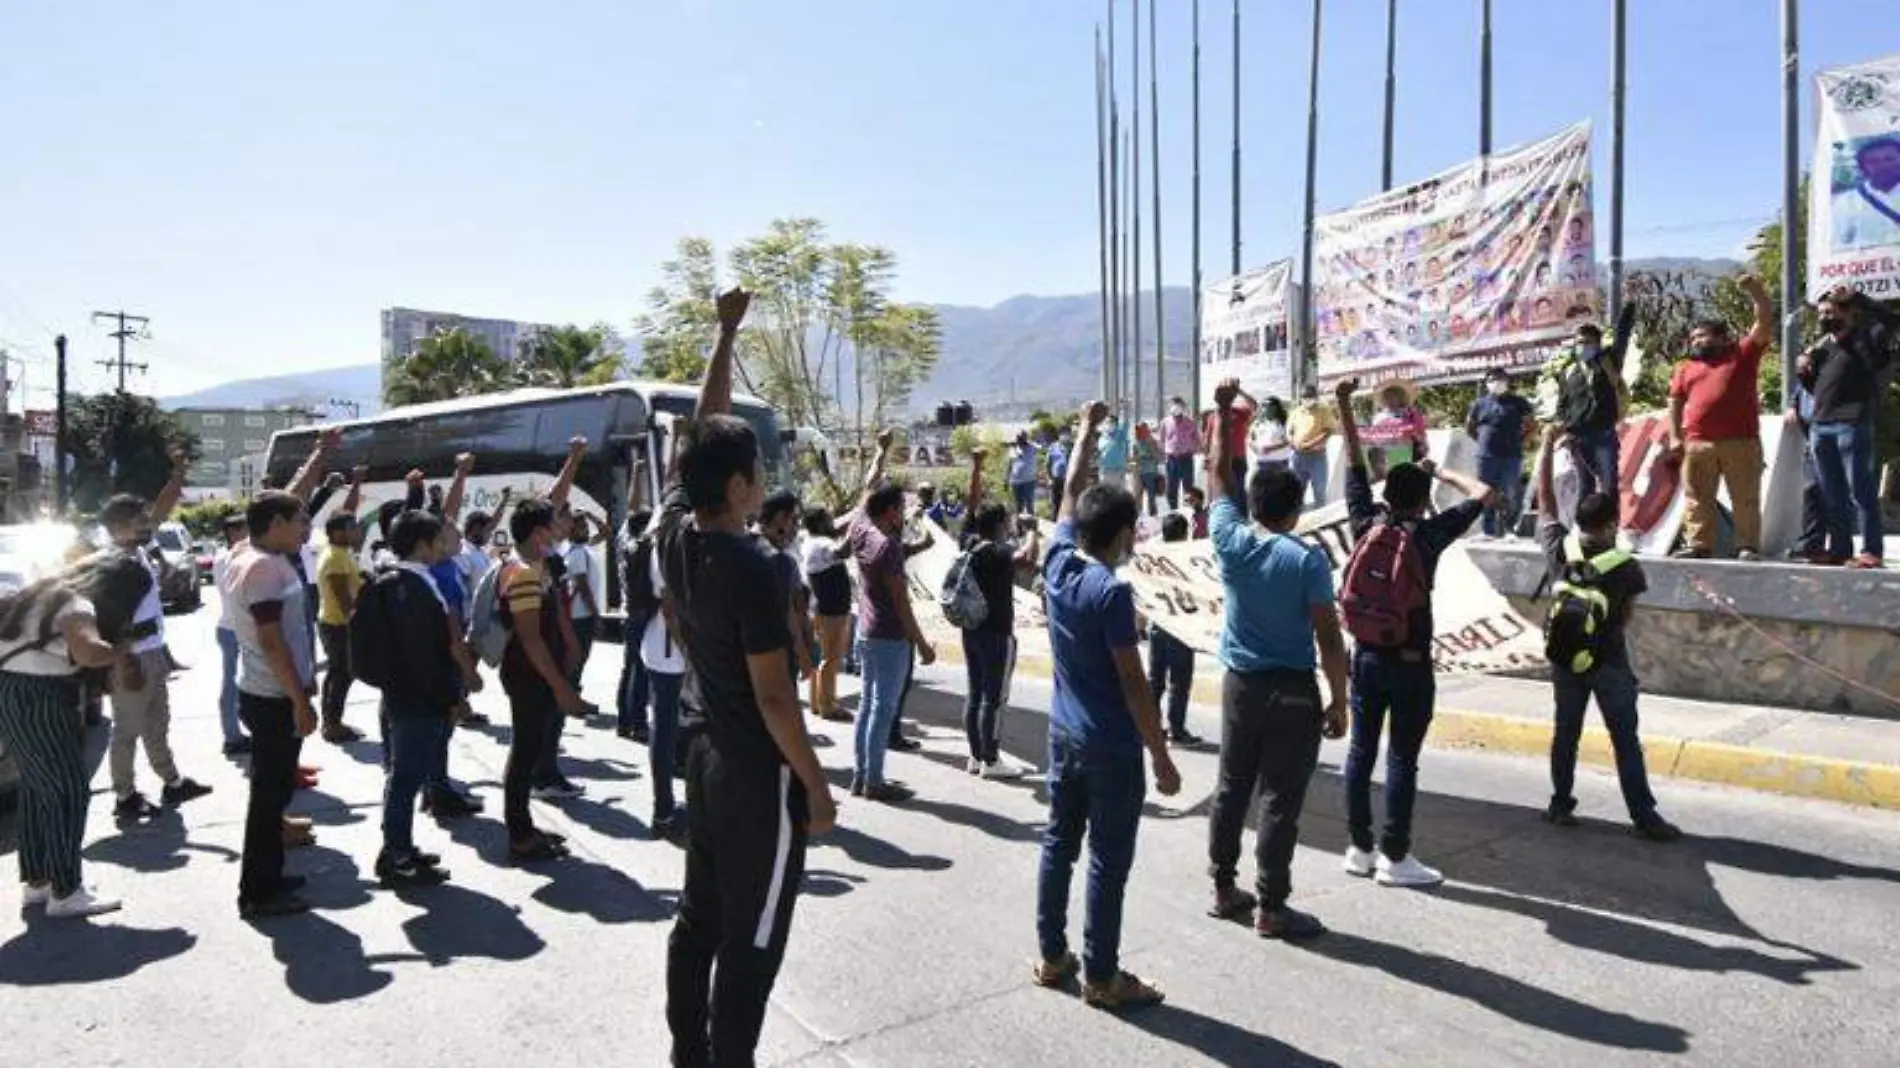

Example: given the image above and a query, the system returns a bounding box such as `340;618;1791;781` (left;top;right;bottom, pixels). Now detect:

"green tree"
384;327;513;407
60;392;199;513
175;498;243;539
633;237;722;384
519;324;624;388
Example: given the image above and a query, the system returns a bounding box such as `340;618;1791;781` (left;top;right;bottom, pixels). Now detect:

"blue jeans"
1165;453;1195;509
1011;482;1037;518
1476;453;1525;537
618;614;651;733
216;626;243;745
1037;734;1145;984
1569;426;1620;501
382;710;449;855
853;638;912;786
1811;418;1883;560
1342;649;1435;861
648;670;683;820
1140;473;1164;516
1549;659;1658;823
1147;628;1194;735
1292;450;1328;506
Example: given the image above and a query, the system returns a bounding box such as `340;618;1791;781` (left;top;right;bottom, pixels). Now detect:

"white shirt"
130;549;164;654
456;539;493;593
213;545;238;631
1832;182;1900;251
1250;418;1294;465
803;536;844;576
562;541;595;620
641;551;684;674
0;596;94;677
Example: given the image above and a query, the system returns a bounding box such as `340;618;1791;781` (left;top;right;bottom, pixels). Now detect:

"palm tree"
384;327;511;407
517;325;624;389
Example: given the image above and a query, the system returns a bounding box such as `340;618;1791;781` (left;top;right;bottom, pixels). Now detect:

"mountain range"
158;256;1738;419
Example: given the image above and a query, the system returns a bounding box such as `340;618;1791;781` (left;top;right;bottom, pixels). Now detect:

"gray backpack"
939;543;990;630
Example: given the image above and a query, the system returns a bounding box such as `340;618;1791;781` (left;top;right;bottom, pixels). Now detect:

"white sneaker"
1375;854;1443;888
1343;846;1376;878
980;760;1023;781
47;886;122;919
21;883;51;909
965;757;983;775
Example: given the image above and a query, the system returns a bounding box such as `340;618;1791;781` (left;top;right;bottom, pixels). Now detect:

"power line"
90;308;150;390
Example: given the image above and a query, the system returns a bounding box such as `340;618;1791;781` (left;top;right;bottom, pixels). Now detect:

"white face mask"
1170;404;1185;418
1487;381;1507;396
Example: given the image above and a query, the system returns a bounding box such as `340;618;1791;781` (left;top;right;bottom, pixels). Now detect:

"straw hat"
1375;378;1420;407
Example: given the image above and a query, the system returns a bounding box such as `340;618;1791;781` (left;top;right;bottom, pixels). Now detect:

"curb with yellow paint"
930;640;1900;811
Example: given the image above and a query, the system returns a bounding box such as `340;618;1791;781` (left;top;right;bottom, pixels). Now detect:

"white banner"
1313;121;1601;388
1808;55;1900;300
1199;262;1296;410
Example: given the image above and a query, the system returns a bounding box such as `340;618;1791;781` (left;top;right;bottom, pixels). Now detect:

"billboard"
1198;261;1295;410
1808;54;1900;300
1312;121;1601;387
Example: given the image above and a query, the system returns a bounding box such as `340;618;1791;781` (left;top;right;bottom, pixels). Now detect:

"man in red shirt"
1202;388;1255;502
1667;273;1773;560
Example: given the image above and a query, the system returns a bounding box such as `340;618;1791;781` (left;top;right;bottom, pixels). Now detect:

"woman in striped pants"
0;551;150;919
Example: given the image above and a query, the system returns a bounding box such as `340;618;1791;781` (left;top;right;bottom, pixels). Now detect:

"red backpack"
1339;520;1429;648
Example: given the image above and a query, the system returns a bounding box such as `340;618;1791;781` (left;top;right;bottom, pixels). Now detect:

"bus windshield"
646;394;788;489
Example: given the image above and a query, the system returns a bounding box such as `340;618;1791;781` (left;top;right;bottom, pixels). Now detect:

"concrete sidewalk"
939;644;1900;811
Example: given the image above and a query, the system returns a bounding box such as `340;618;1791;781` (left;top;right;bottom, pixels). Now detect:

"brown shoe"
1207;884;1258;922
1030;951;1079;988
1255;906;1327;941
1082;970;1165;1012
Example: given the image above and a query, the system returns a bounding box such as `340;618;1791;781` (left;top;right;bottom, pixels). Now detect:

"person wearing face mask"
1031;399;1181;1012
1161;396;1202;509
1799;284;1897;569
1097;412;1131;491
1465;368;1537;538
1665;274;1773;560
1287;385;1336;507
1200;378;1349;940
1538;297;1638;502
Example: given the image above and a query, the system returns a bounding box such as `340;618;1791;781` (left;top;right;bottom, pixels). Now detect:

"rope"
1683;573;1900;711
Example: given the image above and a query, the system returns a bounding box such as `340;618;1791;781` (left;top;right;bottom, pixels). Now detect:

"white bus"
263;381;790;609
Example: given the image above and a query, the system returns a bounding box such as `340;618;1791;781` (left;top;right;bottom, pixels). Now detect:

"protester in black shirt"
1799;286;1896;568
1336;378;1492;888
1532;427;1679;842
660;287;836;1068
959;448;1038;779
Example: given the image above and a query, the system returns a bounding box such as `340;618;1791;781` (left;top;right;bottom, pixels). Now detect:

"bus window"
532;395;617;456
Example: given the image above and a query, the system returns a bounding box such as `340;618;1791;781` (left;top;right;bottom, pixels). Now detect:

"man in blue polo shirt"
1201;377;1349;941
1031;400;1181;1014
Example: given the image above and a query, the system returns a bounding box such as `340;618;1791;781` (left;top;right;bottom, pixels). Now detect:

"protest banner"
1198;262;1296;410
1807;54;1900;300
1312;121;1601;388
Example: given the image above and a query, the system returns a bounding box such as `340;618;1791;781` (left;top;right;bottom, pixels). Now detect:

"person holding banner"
1287;385;1336;507
1032;400;1180;1011
1801;285;1897;569
1200;379;1348;940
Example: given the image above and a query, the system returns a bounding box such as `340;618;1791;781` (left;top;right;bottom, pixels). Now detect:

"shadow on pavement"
559;754;642;783
544;793;652;842
256;909;401;1004
1297;931;1691;1053
0;919;197;986
801;868;868;898
397;881;546;965
817;824;952;873
289;787;371;827
1118;1001;1343;1068
527;854;678;924
82;810;240;874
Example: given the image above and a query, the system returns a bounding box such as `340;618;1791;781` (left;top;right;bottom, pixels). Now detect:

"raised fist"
716;288;752;331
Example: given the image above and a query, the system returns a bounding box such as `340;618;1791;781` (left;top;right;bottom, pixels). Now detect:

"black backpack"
349;570;402;690
1543;535;1634;675
621;533;660;619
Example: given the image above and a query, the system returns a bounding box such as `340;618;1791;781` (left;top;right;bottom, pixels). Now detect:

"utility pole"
1149;0;1165;426
91;309;150;390
1382;0;1398;191
1479;0;1494;157
1609;0;1628;331
1779;0;1801;406
1230;0;1242;278
1191;0;1203;411
1131;0;1144;423
54;335;68;515
1299;0;1324;397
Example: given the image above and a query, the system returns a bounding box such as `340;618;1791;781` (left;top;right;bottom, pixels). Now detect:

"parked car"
192;542;215;582
150;522;202;612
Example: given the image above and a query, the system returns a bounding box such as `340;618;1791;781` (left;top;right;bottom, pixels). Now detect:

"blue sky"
0;0;1891;402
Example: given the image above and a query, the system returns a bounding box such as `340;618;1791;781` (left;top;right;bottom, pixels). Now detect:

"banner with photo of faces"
1198;260;1296;410
1312;121;1601;387
1808;54;1900;300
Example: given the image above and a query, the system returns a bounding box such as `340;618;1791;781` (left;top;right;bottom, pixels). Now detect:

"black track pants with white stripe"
0;672;88;897
666;736;809;1068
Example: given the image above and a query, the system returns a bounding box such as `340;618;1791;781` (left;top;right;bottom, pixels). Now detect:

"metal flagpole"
1125;130;1136;411
1299;0;1323;397
1608;0;1628;329
1382;0;1397;191
1479;0;1493;156
1097;27;1113;403
1108;0;1121;409
1230;0;1241;279
1779;0;1800;406
1191;0;1203;412
1150;0;1165;425
1132;0;1144;423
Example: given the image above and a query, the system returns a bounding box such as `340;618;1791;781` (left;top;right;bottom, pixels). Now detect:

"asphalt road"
3;599;1898;1067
